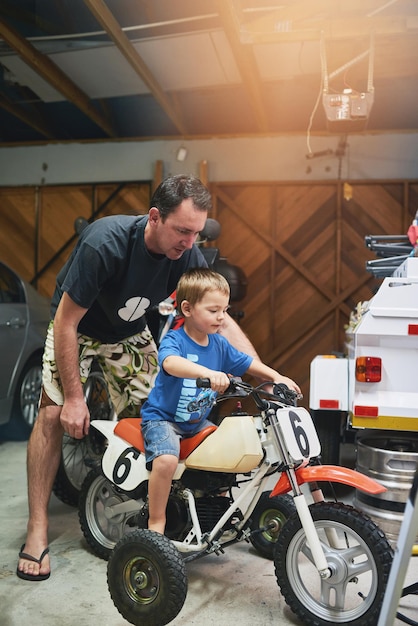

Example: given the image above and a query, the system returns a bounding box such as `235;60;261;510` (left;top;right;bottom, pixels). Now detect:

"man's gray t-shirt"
51;214;206;342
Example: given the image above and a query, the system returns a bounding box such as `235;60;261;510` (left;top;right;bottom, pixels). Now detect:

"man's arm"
218;312;260;359
219;313;301;393
246;360;301;394
53;292;90;439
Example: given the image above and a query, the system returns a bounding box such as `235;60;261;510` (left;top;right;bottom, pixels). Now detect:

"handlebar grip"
196;377;211;388
272;383;301;406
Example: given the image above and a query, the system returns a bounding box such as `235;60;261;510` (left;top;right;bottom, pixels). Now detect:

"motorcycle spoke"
80;470;142;558
343;544;374;578
320;577;351;610
62;435;88;487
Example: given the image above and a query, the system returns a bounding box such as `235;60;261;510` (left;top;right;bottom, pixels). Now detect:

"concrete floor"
0;438;417;626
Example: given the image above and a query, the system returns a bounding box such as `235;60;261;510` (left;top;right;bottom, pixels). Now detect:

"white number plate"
102;437;148;492
275;407;321;463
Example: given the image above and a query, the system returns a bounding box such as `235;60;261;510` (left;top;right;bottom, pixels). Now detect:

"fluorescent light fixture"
176;147;188;161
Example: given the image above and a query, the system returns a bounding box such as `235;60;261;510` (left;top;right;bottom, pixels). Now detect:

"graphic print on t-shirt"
186;389;216;414
174;352;217;423
118;296;150;322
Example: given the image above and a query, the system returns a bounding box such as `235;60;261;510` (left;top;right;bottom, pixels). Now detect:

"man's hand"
60;397;90;439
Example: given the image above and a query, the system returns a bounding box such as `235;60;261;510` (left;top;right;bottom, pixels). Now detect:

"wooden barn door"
0;181;151;298
211;181;414;404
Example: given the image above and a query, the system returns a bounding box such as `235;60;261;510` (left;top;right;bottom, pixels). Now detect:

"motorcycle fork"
309;482;341;547
267;408;331;579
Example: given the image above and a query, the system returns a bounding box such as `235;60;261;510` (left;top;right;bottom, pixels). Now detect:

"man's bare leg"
17;404;63;578
147;454;178;535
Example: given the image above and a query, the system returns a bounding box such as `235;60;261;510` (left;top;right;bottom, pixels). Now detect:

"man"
17;174;258;581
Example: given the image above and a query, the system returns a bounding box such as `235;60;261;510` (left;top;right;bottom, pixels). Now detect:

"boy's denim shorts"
142;419;213;465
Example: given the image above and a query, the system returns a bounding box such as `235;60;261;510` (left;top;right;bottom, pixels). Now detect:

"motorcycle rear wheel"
108;529;187;626
53;370;114;506
79;468;146;560
249;492;296;559
274;501;393;625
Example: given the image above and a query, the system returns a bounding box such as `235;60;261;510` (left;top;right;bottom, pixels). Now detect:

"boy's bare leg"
147;454;178;535
17;404;63;578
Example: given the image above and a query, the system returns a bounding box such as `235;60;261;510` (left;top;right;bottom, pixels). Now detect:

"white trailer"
309;256;418;464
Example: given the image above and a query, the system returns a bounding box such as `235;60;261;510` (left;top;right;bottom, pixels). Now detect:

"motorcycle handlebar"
196;377;300;407
196;377;211;388
196;376;246;393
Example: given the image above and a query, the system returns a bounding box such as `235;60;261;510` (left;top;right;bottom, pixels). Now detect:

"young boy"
141;268;301;534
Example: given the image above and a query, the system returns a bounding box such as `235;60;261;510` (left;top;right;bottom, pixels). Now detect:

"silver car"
0;261;50;436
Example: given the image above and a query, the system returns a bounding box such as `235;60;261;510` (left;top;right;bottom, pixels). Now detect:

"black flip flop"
16;544;50;581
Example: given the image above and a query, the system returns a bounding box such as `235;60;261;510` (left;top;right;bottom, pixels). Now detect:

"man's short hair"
150;175;212;219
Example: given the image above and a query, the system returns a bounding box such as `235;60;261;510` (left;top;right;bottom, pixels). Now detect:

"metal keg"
353;431;418;546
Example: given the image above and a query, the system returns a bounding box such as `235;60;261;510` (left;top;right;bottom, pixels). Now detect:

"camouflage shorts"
41;321;159;415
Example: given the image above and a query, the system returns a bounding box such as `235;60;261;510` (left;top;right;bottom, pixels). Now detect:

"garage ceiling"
0;0;417;146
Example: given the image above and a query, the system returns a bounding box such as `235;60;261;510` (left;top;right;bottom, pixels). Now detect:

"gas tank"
185;415;263;473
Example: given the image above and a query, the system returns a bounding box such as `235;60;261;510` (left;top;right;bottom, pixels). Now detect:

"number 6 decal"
288;410;310;458
113;447;140;485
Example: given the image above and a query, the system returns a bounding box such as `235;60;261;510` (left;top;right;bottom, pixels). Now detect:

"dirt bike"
78;377;393;626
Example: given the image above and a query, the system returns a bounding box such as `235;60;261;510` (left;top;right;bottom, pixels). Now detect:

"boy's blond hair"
176;268;230;311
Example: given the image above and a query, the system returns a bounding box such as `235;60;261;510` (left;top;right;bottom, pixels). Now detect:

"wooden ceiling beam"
0;17;116;137
241;15;418;44
247;0;332;26
83;0;188;135
0;92;56;139
216;0;269;133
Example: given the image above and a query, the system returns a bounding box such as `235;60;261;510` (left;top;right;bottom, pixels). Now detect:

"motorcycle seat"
114;418;145;452
114;418;218;459
179;425;217;459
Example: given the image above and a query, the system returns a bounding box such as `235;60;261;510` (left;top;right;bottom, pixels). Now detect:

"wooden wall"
0;182;151;297
211;180;417;403
1;178;416;406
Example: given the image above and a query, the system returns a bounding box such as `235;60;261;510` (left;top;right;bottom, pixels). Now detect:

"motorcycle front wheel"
79;468;147;560
274;501;393;626
108;529;187;626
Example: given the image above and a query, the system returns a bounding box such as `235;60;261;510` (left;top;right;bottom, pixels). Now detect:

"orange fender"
270;465;387;498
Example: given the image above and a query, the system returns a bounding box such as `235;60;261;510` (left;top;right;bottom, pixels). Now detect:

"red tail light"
355;356;382;382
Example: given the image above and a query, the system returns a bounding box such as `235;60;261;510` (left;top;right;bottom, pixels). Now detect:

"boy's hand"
207;371;231;393
275;375;301;395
